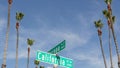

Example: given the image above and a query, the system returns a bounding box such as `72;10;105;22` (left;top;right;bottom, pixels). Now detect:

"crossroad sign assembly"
48;40;66;54
36;50;73;68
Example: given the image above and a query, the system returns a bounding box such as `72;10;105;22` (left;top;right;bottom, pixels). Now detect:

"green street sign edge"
48;40;66;54
36;50;73;68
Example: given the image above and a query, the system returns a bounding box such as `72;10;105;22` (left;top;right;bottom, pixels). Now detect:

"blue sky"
0;0;120;68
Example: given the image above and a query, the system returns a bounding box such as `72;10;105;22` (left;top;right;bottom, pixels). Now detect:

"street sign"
48;40;66;54
36;51;73;68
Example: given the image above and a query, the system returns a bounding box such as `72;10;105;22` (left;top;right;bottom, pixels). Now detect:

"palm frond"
105;0;112;4
104;0;108;4
94;20;103;29
103;10;107;16
109;0;112;4
112;16;115;23
34;60;40;65
102;10;110;19
40;66;44;68
94;21;98;28
27;38;34;46
16;12;24;21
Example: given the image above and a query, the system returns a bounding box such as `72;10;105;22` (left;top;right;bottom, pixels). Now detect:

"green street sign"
36;51;73;68
48;40;66;54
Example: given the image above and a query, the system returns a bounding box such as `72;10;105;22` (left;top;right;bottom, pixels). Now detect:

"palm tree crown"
103;10;110;19
112;16;115;23
94;20;103;29
34;60;40;66
16;12;24;22
105;0;112;5
40;66;44;68
27;38;34;46
102;10;115;24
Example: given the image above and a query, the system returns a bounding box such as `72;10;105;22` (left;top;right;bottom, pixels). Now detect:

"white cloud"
2;27;92;59
49;30;90;50
70;49;103;67
4;23;118;67
7;50;27;59
69;47;118;68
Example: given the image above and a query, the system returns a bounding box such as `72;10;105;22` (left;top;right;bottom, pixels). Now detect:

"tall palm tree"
34;60;39;68
40;66;44;68
103;9;114;68
15;12;24;68
27;38;34;68
94;20;107;68
104;0;120;67
1;0;12;68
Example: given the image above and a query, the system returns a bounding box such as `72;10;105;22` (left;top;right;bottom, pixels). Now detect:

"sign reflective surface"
36;51;73;68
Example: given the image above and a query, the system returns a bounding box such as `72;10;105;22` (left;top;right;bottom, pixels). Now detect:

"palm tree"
40;66;44;68
104;0;120;68
1;0;12;68
34;60;40;68
103;10;114;68
27;38;34;68
15;12;24;68
94;20;107;68
105;0;112;11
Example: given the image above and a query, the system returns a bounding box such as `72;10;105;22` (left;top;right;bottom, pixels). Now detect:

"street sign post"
48;40;66;54
36;51;73;68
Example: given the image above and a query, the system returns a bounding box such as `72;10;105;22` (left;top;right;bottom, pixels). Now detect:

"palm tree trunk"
27;47;30;68
1;2;11;68
53;65;57;68
108;4;120;68
15;22;19;68
108;25;114;68
98;35;107;68
53;64;58;68
111;22;120;68
35;65;38;68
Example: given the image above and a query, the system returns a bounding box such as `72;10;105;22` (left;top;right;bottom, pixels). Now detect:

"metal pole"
53;54;59;68
53;64;58;68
